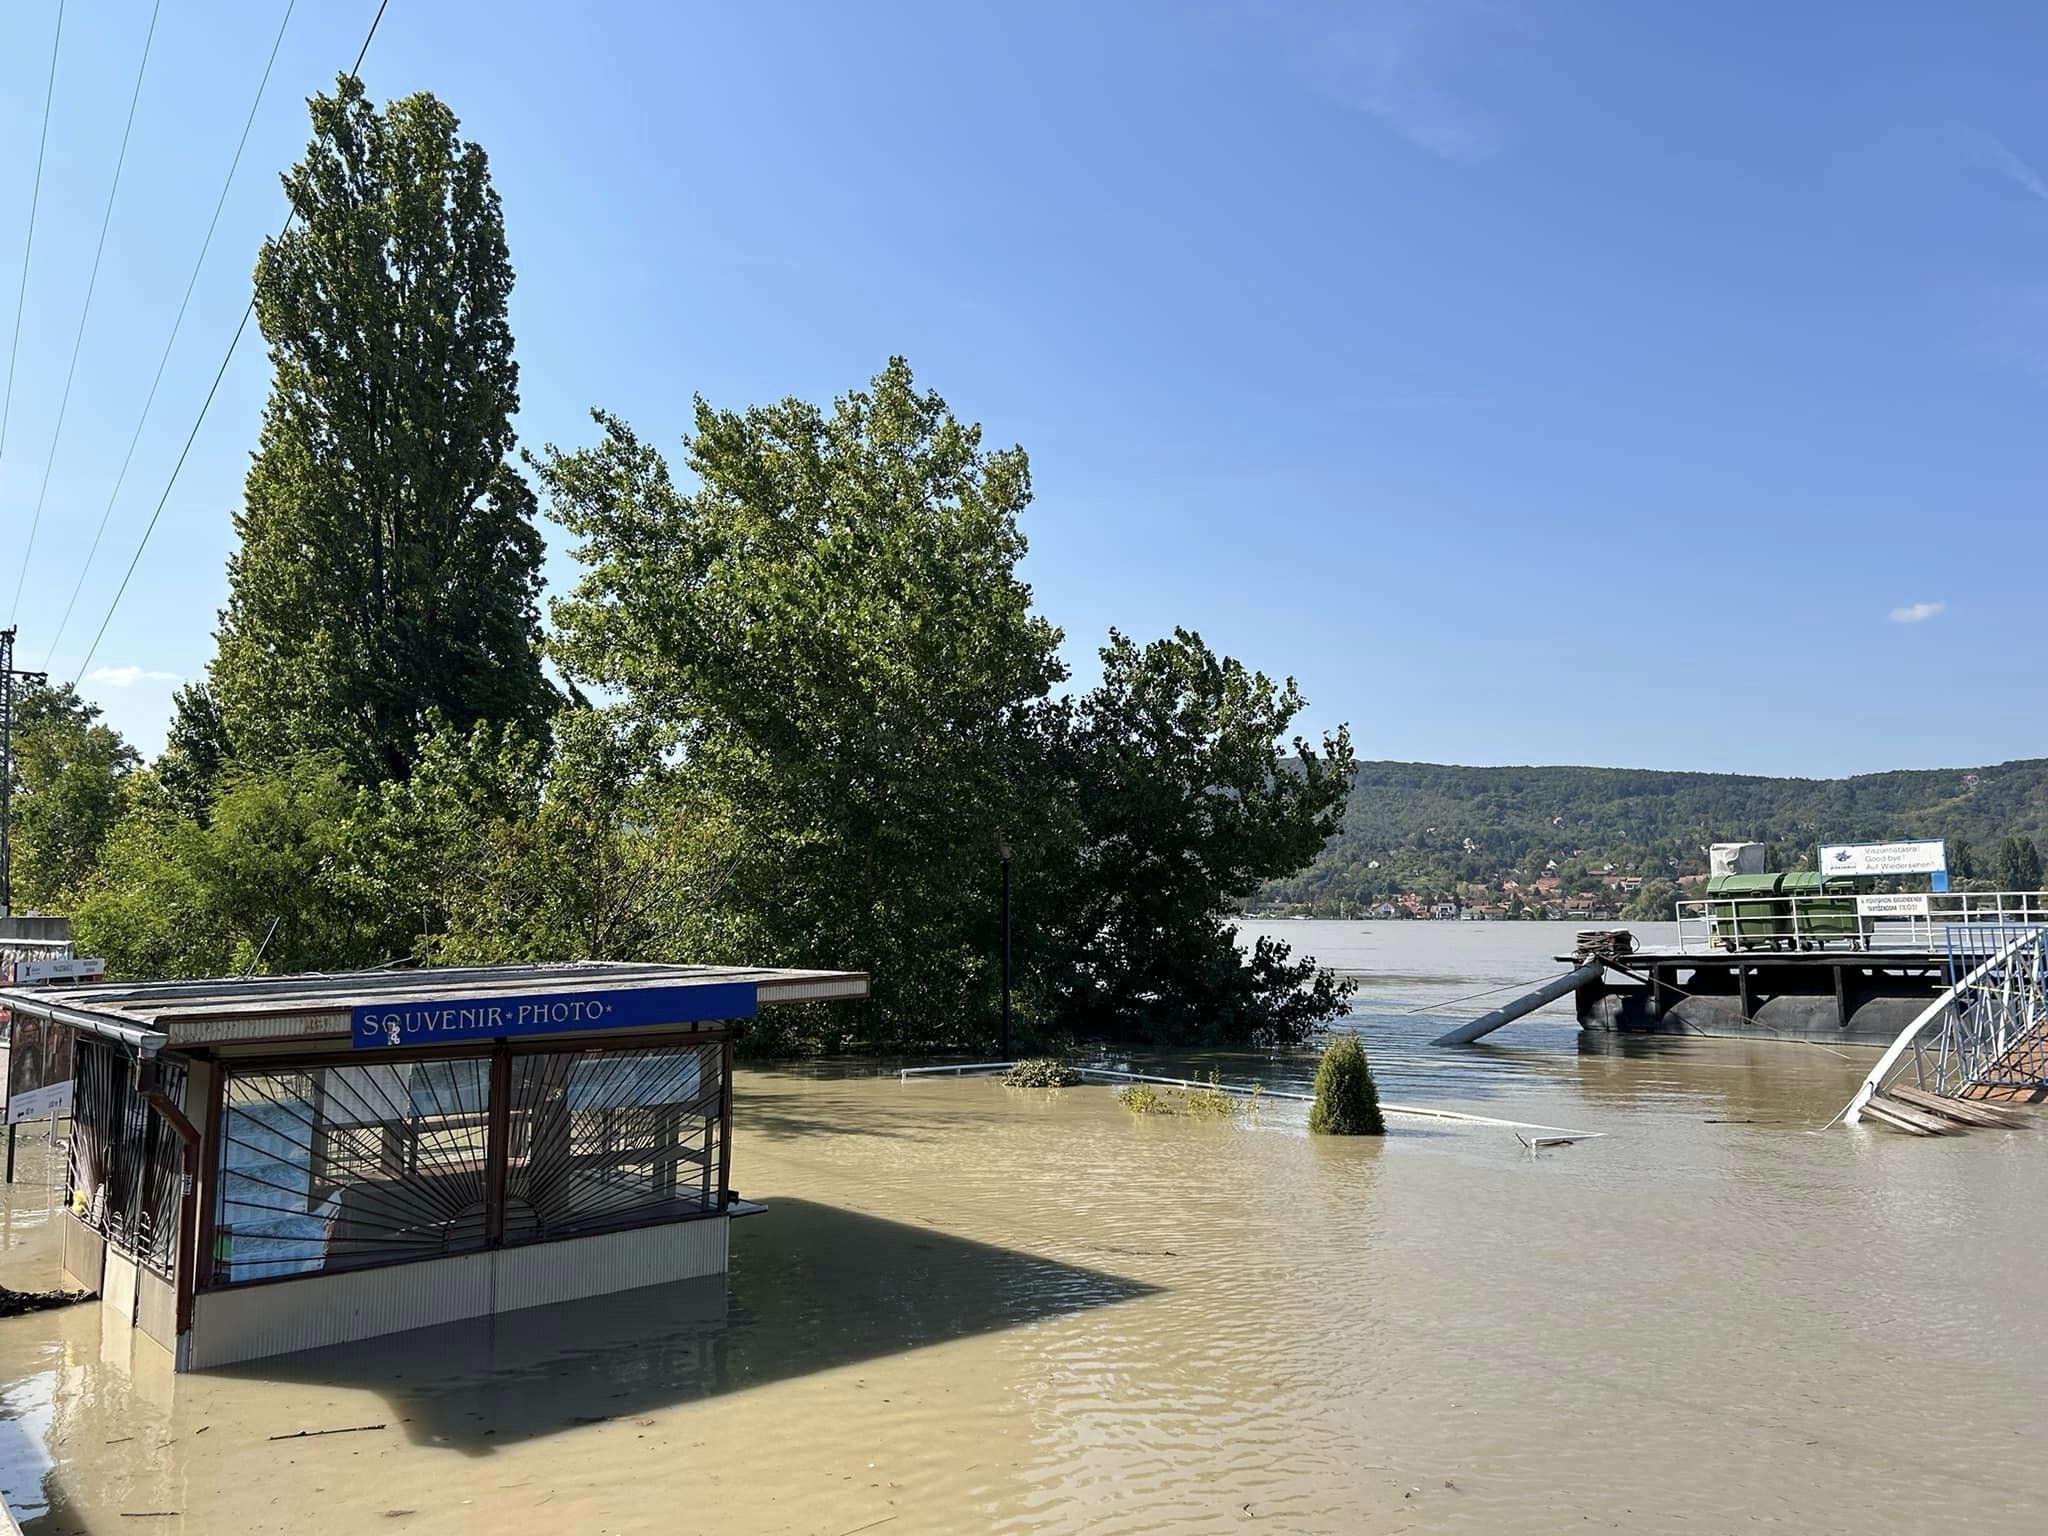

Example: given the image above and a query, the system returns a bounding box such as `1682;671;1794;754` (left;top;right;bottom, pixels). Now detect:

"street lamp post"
997;831;1012;1058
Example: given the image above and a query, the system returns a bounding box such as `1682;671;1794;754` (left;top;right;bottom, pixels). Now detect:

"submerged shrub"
1183;1071;1237;1118
1118;1072;1257;1119
1309;1033;1384;1135
1003;1057;1080;1088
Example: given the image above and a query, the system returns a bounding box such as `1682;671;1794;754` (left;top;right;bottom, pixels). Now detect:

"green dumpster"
1780;870;1861;947
1706;872;1788;950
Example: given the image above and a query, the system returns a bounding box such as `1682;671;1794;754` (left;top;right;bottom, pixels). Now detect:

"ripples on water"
1;923;2044;1532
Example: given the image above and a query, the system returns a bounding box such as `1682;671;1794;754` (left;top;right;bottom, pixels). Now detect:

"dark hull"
1575;950;1950;1049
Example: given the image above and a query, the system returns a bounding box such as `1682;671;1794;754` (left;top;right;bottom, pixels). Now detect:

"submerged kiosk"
0;961;866;1370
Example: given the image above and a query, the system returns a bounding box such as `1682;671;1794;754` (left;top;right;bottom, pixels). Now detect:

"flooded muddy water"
3;923;2045;1533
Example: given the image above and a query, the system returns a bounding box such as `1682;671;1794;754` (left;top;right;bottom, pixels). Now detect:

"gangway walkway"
1843;924;2048;1134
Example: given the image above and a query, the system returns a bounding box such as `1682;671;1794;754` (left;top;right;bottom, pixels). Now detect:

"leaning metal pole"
1431;961;1605;1046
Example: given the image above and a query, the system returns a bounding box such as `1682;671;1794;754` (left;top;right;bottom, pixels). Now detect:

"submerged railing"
1843;924;2048;1124
1675;889;2048;954
1929;925;2048;1095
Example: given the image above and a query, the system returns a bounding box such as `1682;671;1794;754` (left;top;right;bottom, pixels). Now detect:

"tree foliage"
536;360;1356;1050
1621;878;1680;922
73;757;405;978
1997;835;2043;892
8;686;140;911
1032;629;1355;1043
210;76;552;784
538;360;1066;1050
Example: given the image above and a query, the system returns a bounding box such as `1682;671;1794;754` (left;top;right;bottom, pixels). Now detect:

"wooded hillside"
1260;758;2048;909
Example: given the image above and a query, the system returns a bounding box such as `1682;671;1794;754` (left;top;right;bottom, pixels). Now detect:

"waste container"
1706;872;1788;950
1780;871;1862;948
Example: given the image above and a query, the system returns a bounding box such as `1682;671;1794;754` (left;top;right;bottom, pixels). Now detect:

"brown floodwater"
2;923;2045;1533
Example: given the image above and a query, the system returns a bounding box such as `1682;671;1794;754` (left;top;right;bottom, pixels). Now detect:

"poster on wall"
5;1014;76;1125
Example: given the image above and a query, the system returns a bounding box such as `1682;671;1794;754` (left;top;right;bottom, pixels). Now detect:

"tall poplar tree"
210;75;551;783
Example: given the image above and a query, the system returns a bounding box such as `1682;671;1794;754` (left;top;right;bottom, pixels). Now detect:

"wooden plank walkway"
1862;1095;1968;1136
1888;1083;2030;1128
1865;1082;2039;1135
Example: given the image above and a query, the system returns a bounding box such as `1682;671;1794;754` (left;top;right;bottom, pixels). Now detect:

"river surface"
2;922;2044;1533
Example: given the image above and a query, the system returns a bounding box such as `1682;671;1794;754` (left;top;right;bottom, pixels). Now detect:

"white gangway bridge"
1843;922;2048;1134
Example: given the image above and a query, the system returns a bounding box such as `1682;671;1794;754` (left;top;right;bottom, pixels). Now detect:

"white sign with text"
1857;892;1930;918
1820;841;1947;878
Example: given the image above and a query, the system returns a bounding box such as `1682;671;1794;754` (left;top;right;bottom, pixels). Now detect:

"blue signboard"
351;982;757;1050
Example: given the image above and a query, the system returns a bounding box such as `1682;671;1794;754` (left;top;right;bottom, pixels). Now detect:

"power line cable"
44;0;299;667
0;1;64;467
9;0;163;623
73;0;392;686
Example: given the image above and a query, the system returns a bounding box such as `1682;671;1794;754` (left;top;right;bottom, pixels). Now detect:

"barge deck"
1576;948;1953;1047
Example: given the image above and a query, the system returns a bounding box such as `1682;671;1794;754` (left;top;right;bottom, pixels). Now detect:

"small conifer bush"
1309;1033;1384;1135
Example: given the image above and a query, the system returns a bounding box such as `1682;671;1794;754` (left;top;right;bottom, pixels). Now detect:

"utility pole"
996;831;1013;1059
0;628;49;919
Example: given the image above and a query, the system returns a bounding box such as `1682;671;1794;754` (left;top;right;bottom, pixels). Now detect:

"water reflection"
197;1201;1156;1455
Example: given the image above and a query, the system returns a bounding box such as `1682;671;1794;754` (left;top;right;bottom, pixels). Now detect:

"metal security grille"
503;1043;724;1243
134;1058;188;1278
70;1038;137;1242
66;1041;186;1279
214;1059;492;1284
211;1042;725;1286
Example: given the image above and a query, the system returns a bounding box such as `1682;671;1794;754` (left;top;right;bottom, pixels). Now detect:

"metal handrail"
1842;924;2047;1123
1675;889;2048;954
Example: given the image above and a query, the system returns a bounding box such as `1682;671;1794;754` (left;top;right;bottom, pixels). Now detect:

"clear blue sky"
1;1;2043;775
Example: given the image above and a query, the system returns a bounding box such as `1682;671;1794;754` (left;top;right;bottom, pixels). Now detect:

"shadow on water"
1570;1029;1871;1122
204;1199;1157;1455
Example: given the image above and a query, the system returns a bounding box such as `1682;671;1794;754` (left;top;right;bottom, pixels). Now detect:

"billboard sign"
5;1014;76;1124
1819;841;1948;879
7;957;103;985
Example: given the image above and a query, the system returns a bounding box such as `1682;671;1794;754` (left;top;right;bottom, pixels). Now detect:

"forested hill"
1259;758;2048;909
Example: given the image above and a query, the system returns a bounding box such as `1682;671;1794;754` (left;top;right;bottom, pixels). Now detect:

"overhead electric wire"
0;1;64;467
44;0;300;668
72;0;392;686
10;0;163;624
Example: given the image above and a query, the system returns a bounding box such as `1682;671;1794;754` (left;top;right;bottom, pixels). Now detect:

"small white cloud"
1964;128;2048;207
1888;602;1945;625
86;665;180;688
1287;1;1518;164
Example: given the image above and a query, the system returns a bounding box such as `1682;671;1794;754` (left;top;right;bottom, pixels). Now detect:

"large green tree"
364;711;726;966
1997;835;2043;892
7;686;140;911
539;359;1064;1048
540;361;1357;1050
1032;630;1356;1045
210;75;551;784
73;756;410;978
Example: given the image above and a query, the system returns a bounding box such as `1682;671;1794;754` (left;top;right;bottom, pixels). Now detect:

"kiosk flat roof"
0;961;868;1052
